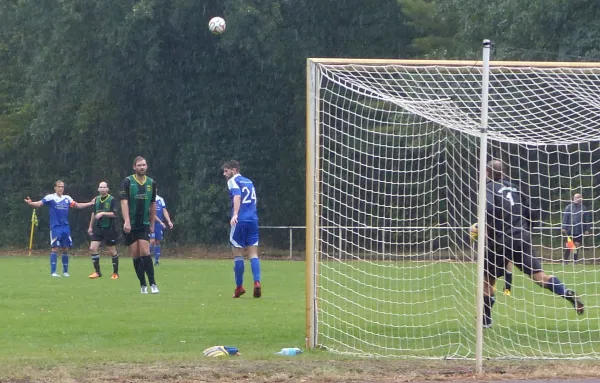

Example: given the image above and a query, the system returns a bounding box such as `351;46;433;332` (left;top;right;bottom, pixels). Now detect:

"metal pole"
475;39;492;374
289;227;293;259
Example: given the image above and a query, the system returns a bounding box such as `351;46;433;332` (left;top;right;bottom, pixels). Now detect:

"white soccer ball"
208;17;226;35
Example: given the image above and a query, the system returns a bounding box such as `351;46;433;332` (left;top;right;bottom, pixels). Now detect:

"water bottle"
275;347;303;356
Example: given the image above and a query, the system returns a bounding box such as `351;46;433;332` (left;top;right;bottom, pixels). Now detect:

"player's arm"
88;211;95;234
74;198;95;209
120;178;131;233
149;181;157;232
583;207;592;234
561;204;571;234
163;208;173;229
24;197;43;208
231;195;241;226
95;201;116;220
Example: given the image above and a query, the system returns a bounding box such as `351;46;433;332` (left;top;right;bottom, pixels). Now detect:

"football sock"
62;253;69;273
112;254;119;274
133;257;146;286
234;256;244;287
545;276;567;297
50;251;57;274
142;255;156;285
573;250;579;261
154;245;161;264
504;272;513;291
92;254;100;273
250;257;261;282
484;295;496;323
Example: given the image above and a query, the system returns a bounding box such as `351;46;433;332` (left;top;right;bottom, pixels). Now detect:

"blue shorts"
230;221;259;248
50;226;73;248
149;224;164;240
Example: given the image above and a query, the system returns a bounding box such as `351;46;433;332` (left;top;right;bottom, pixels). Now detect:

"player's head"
54;180;65;196
574;193;582;204
222;160;240;180
98;181;109;196
133;156;147;176
486;160;504;181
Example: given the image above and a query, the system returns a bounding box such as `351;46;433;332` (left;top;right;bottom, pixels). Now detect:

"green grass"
1;255;599;378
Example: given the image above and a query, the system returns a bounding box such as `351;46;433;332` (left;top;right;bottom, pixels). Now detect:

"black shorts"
123;225;150;246
485;232;543;279
90;227;118;246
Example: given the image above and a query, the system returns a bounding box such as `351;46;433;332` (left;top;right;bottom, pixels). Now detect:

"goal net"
306;58;600;359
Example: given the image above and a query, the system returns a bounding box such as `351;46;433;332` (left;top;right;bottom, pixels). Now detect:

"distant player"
222;160;262;298
149;194;173;266
24;180;95;277
120;156;159;294
480;160;584;328
87;182;120;280
561;193;592;262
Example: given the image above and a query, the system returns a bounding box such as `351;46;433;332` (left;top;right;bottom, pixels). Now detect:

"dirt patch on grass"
3;360;600;383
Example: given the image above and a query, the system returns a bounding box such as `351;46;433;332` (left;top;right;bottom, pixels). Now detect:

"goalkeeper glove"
469;223;479;241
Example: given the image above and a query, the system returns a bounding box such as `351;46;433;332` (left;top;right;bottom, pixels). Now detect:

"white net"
311;61;600;359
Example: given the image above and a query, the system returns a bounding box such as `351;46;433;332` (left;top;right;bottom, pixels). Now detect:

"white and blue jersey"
228;174;259;248
42;193;75;248
150;195;167;240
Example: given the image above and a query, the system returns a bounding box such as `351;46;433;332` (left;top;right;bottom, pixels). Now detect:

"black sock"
504;272;513;291
112;254;119;274
133;257;146;286
484;295;496;325
92;254;101;274
563;248;571;260
142;255;156;286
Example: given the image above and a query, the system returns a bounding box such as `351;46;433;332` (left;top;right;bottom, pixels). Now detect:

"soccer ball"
208;17;226;35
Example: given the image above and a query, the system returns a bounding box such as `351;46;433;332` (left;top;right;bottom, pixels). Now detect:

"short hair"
54;180;65;187
486;160;504;181
133;156;146;167
222;160;240;171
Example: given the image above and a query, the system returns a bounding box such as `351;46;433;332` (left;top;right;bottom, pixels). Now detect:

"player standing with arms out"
149;194;173;266
476;160;584;328
88;181;120;279
222;160;262;298
24;180;95;277
120;156;159;294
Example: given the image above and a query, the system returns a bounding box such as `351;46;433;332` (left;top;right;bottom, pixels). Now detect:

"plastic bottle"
275;347;303;356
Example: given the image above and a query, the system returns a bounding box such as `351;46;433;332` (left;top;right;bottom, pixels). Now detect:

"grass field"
1;255;600;382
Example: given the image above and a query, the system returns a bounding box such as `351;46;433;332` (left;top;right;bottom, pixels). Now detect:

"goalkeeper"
471;224;513;296
475;160;584;329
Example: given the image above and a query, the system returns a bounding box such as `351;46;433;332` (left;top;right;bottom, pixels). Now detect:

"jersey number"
241;187;256;204
504;192;515;206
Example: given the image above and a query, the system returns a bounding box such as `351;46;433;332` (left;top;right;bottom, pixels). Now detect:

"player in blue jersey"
25;180;95;277
222;160;262;298
149;194;173;266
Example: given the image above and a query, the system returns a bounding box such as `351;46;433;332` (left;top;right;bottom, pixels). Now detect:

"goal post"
306;44;600;362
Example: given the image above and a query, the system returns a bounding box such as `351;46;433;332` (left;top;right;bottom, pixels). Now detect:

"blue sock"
149;244;154;257
154;245;161;263
50;251;57;274
62;253;69;273
250;257;261;282
234;256;244;287
545;276;567;297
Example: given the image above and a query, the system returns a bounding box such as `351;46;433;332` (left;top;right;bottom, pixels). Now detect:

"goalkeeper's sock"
112;254;119;274
50;251;58;274
154;245;161;264
234;256;244;287
62;253;69;274
250;257;261;282
544;276;567;297
91;253;101;273
142;255;156;285
483;295;495;327
504;272;513;292
133;257;146;286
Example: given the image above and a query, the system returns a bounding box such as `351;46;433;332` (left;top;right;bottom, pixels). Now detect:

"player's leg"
49;230;60;277
137;227;157;293
126;231;147;292
562;234;572;262
105;228;119;279
483;246;502;328
153;228;163;265
573;235;582;262
504;261;513;295
483;276;497;328
60;228;73;276
230;223;246;298
149;233;155;263
89;239;102;278
246;221;261;298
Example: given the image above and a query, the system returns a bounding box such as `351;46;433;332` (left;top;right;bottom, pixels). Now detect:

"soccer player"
24;180;95;277
87;181;120;279
480;160;584;328
120;156;159;294
561;193;592;262
149;193;173;266
222;160;262;298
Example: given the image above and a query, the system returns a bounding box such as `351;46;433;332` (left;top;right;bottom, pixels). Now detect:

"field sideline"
1;255;600;382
